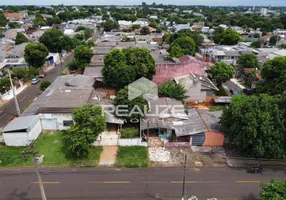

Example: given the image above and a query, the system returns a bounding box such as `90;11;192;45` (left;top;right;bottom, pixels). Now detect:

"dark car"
243;88;253;95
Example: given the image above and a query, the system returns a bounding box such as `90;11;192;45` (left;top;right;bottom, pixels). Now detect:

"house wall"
202;131;224;146
185;82;207;102
3;132;29;146
27;120;42;141
39;113;73;130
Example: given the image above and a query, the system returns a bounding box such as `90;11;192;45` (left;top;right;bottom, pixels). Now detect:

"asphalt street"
0;167;285;200
0;53;74;129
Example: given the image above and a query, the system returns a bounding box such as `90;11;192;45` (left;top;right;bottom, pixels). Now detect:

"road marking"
170;181;220;184
19;96;26;102
236;181;261;183
141;181;168;184
0;113;7;119
86;181;130;184
31;182;60;184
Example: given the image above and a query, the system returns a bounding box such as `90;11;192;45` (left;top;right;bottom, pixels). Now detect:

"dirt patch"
150;147;227;167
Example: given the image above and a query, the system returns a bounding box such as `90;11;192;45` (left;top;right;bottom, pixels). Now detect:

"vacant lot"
115;146;149;168
0;132;103;167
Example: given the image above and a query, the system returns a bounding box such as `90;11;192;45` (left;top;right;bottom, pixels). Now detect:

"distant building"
260;8;268;16
4;12;25;20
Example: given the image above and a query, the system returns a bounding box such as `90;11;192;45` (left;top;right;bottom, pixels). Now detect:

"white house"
1;115;42;146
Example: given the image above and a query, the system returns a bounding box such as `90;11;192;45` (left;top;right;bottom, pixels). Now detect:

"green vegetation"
209;62;235;87
220;94;286;158
120;128;139;139
62;105;106;158
102;48;155;90
40;80;51;91
216;86;228;96
0;132;103;167
115;146;149;168
113;87;149;120
15;32;29;45
0;145;32;167
237;53;259;69
24;43;49;68
259;179;286;200
209;105;225;112
168;36;196;58
159;82;188;101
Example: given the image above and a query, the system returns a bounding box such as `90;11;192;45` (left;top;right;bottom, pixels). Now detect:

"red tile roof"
152;63;208;85
4;13;24;19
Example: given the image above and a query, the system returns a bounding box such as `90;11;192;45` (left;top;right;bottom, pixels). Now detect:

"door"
41;119;58;130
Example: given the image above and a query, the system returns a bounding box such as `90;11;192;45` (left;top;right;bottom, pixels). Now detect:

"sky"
1;0;286;6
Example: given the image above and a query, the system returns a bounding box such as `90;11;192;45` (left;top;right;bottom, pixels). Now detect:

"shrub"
40;80;51;91
120;128;139;139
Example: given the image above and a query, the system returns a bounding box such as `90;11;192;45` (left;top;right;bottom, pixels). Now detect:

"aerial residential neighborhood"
0;1;286;200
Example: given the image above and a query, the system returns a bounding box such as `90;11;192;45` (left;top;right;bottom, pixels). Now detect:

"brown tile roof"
243;68;255;74
4;13;24;19
255;72;263;81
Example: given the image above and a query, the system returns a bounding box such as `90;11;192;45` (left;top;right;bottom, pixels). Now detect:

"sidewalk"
99;146;118;166
227;156;286;169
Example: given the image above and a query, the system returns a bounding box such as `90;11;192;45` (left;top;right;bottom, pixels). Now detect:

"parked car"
243;88;253;95
31;78;40;85
39;73;46;78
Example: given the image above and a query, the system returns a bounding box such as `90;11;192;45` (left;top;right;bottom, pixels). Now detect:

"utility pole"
7;69;21;116
182;154;187;200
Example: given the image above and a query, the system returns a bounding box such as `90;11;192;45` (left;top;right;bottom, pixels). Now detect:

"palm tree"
158;82;188;101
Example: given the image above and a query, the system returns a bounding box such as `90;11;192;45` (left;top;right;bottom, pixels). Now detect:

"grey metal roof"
213;96;232;103
22;75;94;116
83;67;103;78
1;115;39;133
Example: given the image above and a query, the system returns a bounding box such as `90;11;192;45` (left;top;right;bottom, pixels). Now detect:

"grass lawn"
115;146;149;168
0;132;103;167
0;145;32;167
209;105;226;112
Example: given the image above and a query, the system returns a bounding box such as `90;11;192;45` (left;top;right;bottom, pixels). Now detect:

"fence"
93;138;147;147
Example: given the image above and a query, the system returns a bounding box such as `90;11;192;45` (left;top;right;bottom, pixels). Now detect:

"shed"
1;115;42;146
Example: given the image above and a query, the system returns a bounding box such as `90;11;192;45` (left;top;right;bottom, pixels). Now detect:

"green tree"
269;35;280;46
39;28;64;53
67;59;88;71
101;20;119;31
8;22;21;29
159;82;188;101
209;62;235;87
24;43;49;68
256;56;286;95
113;87;149;121
168;36;196;58
84;28;93;40
140;26;150;35
260;179;286;200
102;48;155;90
53;16;61;24
250;41;262;48
62;105;106;157
40;80;51;91
237;53;259;69
74;45;93;64
220;28;241;45
0;12;8;27
0;78;11;89
220;94;286;158
15;32;28;45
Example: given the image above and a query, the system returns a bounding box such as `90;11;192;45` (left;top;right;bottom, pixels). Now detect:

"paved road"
0;167;284;200
0;53;74;129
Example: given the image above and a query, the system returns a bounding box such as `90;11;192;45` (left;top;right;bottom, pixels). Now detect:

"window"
63;120;74;127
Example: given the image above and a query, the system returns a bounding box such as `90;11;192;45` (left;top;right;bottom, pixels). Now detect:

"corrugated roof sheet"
1;115;39;133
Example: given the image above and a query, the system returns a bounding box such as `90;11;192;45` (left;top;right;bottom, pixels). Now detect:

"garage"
1;115;42;146
41;118;58;130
